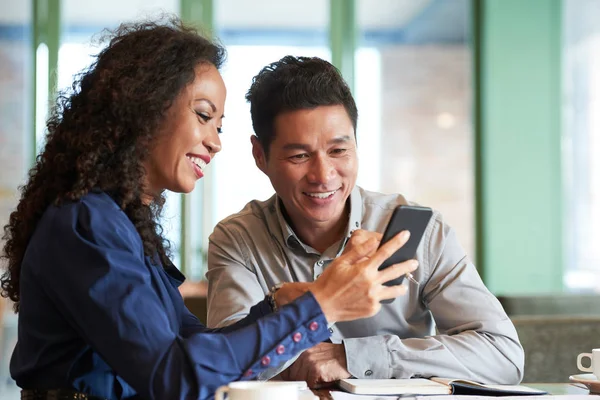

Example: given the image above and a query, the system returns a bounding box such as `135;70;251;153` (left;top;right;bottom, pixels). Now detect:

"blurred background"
0;0;599;394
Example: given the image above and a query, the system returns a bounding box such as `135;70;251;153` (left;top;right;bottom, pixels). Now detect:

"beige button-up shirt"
206;186;524;384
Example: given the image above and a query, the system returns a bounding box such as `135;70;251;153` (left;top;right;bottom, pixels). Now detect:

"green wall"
475;0;563;294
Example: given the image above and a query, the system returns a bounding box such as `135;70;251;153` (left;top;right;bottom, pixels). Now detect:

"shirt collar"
273;186;363;252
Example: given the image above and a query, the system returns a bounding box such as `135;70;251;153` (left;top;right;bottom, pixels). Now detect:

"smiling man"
206;56;524;387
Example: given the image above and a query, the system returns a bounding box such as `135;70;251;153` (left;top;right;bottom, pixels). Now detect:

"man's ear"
251;135;268;174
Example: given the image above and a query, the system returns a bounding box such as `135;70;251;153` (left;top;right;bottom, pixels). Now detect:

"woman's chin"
181;180;198;194
165;180;197;195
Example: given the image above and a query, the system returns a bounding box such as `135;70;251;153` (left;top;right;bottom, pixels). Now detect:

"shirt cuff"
257;353;301;381
239;292;331;380
248;297;275;319
343;336;391;379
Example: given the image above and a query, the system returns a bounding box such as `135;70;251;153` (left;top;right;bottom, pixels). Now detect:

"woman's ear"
251;135;267;173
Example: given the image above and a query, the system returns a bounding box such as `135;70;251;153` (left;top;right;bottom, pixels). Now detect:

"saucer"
569;373;600;393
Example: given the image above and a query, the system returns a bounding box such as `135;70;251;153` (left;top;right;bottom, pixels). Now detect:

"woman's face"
144;63;226;196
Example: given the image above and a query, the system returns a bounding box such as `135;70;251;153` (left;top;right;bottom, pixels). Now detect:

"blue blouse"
10;191;330;399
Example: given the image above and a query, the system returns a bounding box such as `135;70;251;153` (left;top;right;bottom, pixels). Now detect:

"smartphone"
378;205;433;287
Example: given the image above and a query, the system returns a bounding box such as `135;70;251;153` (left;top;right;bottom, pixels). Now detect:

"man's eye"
331;148;347;155
290;154;309;161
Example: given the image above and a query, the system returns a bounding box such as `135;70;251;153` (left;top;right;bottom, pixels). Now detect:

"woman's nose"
204;128;222;155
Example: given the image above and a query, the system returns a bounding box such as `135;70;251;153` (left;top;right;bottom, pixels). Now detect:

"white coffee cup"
214;381;300;400
577;348;600;378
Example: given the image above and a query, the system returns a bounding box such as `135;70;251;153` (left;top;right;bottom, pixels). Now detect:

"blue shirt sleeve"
181;298;272;337
34;197;330;400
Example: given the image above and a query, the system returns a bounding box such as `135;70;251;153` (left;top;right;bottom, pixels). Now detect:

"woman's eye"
217;127;223;134
195;111;211;122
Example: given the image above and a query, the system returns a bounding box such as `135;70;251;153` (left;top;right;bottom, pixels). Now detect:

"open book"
338;377;548;396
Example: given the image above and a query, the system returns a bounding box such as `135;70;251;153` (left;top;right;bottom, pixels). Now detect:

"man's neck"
283;203;350;254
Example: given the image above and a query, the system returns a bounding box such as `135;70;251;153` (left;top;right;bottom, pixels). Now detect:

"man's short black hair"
245;55;358;157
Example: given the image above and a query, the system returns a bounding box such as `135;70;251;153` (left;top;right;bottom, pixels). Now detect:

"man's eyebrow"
282;143;311;151
329;135;352;144
281;136;352;151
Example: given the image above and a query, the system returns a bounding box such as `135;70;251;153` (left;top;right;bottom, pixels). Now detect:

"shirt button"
309;321;319;331
317;260;324;267
276;345;285;355
261;356;271;366
328;328;334;334
244;369;253;377
365;370;373;377
293;332;302;342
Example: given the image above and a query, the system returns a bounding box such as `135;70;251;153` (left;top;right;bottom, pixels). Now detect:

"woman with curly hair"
0;18;416;400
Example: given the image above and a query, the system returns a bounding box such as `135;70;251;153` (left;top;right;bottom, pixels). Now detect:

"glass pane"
0;2;31;396
356;0;475;258
212;0;330;223
188;0;330;280
563;0;600;291
58;0;183;266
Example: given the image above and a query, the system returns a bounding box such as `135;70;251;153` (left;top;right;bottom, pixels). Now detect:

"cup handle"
214;385;229;400
577;353;593;372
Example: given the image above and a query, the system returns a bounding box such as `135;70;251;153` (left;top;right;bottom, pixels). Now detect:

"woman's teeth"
187;155;207;172
305;190;337;199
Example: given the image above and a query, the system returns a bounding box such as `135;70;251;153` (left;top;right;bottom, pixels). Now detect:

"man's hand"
280;343;351;388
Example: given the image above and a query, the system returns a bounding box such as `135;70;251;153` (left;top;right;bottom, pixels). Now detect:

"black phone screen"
378;205;433;287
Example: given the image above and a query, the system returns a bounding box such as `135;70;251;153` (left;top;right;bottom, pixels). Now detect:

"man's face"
252;104;358;232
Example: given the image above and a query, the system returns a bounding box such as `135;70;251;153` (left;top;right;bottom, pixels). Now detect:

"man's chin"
303;210;346;225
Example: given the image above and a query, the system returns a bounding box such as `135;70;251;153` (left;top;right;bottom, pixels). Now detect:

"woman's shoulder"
38;190;140;248
44;190;125;221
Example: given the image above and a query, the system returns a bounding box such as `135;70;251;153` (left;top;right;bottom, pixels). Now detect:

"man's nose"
307;155;335;183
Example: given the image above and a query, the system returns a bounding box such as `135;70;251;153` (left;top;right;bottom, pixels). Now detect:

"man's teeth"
187;155;207;172
305;190;337;199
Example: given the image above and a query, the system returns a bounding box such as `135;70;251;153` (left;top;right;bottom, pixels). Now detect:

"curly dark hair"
1;18;225;311
245;55;358;157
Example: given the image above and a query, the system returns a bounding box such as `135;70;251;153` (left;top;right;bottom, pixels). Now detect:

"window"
0;1;31;395
563;0;600;291
57;0;183;265
355;0;475;258
184;0;331;280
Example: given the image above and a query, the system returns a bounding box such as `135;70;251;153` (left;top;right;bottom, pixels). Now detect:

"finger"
279;368;290;381
367;230;411;267
338;236;379;264
378;282;409;300
287;358;303;381
376;259;418;285
307;367;320;388
350;229;382;243
292;354;310;383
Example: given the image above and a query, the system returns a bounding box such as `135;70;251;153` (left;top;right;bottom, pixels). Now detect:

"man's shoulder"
359;187;413;210
358;187;443;231
212;194;277;236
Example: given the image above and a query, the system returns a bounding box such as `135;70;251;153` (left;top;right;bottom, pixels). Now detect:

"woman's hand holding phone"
309;230;418;324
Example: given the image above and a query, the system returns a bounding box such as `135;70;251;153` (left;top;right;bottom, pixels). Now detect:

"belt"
21;389;108;400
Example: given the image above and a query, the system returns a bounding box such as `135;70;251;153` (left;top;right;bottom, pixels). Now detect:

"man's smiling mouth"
304;189;338;199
